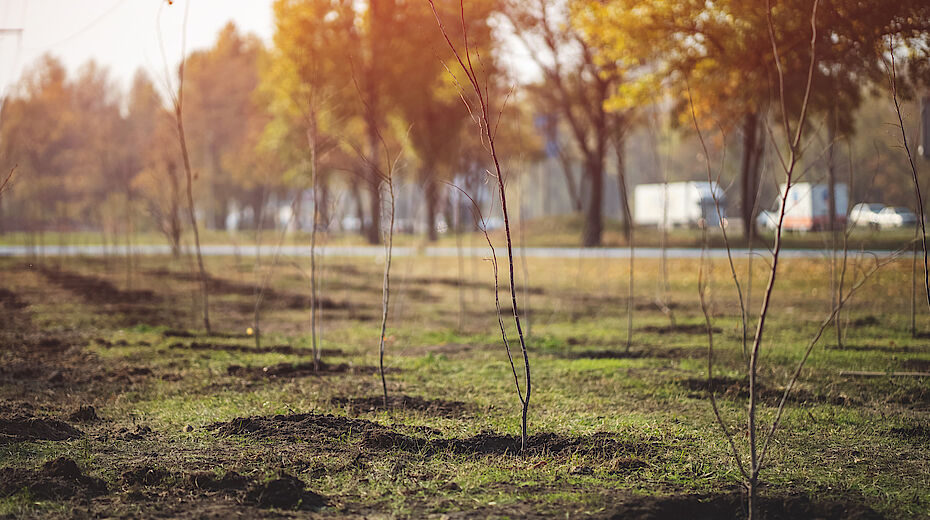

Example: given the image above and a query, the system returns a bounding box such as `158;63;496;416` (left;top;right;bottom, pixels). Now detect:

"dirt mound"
0;287;29;311
0;457;107;500
560;347;700;360
122;465;173;486
888;425;930;441
364;429;651;458
69;405;100;422
209;412;386;442
187;470;249;491
246;474;327;510
598;492;883;520
174;341;343;358
120;464;325;510
210;412;648;459
0;409;83;445
331;395;471;418
678;377;848;406
640;324;720;335
38;266;158;305
227;361;389;379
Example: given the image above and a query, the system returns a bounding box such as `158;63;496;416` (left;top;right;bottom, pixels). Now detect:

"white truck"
633;181;726;229
777;182;848;231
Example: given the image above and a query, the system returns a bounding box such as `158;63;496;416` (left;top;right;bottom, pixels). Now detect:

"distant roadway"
0;244;900;259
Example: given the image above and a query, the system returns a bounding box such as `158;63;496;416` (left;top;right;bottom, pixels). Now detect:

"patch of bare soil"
171;341;344;358
825;344;918;354
641;324;721;335
37;266;158;305
679;377;849;406
331;395;471;418
68;405;100;422
901;359;930;372
226;361;391;379
210;411;651;460
146;268;349;311
596;491;883;520
888;425;930;441
0;458;107;501
405;275;546;295
560;347;702;360
363;429;652;458
119;464;326;510
0;402;83;445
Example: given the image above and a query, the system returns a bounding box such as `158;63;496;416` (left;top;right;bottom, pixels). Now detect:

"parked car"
876;206;918;229
849;203;884;228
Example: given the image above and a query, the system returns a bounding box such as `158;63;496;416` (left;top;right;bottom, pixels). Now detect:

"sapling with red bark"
429;0;532;451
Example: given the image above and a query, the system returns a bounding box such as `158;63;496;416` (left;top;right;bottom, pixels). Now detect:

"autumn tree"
184;22;271;230
574;0;930;240
128;71;184;257
504;0;634;247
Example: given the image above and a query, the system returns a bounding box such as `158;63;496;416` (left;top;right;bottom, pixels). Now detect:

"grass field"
1;250;928;518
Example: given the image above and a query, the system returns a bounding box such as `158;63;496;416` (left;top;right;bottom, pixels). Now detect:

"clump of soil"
69;405;99;422
122;465;172;487
187;470;249;491
331;395;471;418
246;474;326;510
600;491;883;520
227;361;390;379
0;457;107;500
0;407;83;445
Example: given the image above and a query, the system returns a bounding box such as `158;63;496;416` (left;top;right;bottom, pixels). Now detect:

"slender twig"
0;166;15;197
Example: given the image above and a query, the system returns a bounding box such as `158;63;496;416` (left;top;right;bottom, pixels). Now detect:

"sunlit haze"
0;0;275;96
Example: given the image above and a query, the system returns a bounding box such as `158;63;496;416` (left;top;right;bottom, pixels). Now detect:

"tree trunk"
365;177;381;245
740;111;763;240
424;175;439;242
581;155;604;247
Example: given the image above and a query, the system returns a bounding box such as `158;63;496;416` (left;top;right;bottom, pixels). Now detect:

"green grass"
0;252;928;518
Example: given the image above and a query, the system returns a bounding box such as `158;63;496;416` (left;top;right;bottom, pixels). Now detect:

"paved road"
0;244;899;259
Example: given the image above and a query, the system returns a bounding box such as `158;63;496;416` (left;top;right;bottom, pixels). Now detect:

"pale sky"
0;0;276;97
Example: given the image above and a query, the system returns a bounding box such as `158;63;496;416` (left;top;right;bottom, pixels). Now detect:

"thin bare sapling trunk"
162;1;210;334
253;193;299;350
430;0;532;451
614;140;635;352
307;110;322;371
252;187;269;349
885;44;930;314
350;71;401;404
